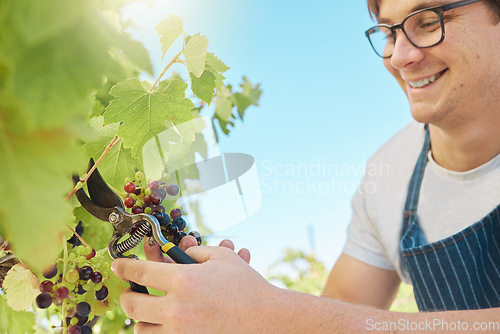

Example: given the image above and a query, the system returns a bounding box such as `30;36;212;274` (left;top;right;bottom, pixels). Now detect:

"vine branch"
65;136;121;200
149;49;184;92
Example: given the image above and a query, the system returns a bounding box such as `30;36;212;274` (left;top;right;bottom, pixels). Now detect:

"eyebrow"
377;0;448;24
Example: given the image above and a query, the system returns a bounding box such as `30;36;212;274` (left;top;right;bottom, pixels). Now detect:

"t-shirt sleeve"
342;175;395;271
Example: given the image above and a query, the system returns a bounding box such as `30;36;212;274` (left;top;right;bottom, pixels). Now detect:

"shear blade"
86;158;124;209
72;174;114;222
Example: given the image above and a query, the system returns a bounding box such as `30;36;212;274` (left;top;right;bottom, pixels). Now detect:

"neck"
429;119;500;172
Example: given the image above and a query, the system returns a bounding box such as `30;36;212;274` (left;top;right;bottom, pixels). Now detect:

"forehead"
378;0;449;23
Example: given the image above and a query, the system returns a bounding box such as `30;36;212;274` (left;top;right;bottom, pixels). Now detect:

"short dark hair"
367;0;500;23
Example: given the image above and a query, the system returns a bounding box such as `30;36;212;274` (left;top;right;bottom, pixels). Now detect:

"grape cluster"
123;172;202;247
35;246;111;333
152;208;202;246
122;171;180;215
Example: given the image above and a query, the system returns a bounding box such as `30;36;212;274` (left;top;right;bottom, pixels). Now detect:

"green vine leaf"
82;116;139;189
103;78;195;160
190;71;216;104
183;34;209;78
155;14;184;59
205;53;229;94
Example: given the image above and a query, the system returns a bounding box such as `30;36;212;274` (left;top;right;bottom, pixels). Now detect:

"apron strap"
401;125;431;239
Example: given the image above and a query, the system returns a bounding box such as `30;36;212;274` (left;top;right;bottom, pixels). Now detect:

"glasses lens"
367;26;393;58
404;10;442;47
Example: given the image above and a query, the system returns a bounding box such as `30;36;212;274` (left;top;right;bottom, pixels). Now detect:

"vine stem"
65;224;90;248
65;136;121;200
61;235;68;333
149;49;184;92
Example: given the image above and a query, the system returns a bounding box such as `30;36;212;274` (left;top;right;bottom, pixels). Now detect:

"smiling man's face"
379;0;500;128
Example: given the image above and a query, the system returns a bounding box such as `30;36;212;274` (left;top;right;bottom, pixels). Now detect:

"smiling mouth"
408;69;447;88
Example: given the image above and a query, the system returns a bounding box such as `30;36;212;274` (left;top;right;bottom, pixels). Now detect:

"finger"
112;258;180;291
144;241;167;263
238;248;251;264
185;244;234;263
218;239;235;250
178;235;197;251
120;287;165;324
134;321;164;334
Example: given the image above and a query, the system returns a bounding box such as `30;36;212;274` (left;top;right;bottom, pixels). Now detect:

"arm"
111;246;500;333
322;253;401;309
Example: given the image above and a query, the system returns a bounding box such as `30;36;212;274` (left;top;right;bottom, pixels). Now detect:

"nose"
389;30;425;70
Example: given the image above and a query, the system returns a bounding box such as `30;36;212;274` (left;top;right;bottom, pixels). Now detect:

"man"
112;0;500;332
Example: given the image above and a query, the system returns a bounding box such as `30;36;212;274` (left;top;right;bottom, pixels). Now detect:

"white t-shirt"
342;122;500;283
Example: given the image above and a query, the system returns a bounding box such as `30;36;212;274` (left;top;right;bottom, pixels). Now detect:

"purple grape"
166;184;180;196
75;314;89;326
172;217;186;230
76;302;91;317
174;231;187;245
91;272;102;284
148;180;160;191
80;266;93;280
42;265;58;279
76;285;86;295
95;285;108;301
35;292;53;309
156;188;167;201
166;223;178;236
80;325;92;334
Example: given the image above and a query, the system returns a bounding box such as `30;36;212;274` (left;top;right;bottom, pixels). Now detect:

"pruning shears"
73;159;196;294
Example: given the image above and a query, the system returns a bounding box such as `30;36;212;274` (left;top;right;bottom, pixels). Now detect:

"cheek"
384;59;407;92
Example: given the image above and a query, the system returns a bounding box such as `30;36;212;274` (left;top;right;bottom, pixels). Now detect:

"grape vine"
0;0;261;333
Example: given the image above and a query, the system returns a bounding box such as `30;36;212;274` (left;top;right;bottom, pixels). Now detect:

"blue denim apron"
400;128;500;311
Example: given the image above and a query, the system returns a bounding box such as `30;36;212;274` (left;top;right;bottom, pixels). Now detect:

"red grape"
132;206;143;214
55;286;69;300
150;192;161;205
68;325;82;334
124;196;135;208
124;182;136;193
85;248;96;260
170;208;182;219
40;280;54;292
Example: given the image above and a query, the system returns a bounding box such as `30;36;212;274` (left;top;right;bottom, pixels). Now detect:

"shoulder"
367;121;425;168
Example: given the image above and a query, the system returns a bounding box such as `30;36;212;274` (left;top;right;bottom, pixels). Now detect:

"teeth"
409;74;437;88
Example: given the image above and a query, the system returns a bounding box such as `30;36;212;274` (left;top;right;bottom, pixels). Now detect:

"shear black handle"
130;281;149;294
129;244;195;294
162;243;197;264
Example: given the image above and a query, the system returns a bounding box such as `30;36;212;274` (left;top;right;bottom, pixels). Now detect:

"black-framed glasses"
365;0;483;58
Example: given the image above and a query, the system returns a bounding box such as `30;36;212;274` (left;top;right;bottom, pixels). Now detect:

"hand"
143;236;251;264
112;246;275;334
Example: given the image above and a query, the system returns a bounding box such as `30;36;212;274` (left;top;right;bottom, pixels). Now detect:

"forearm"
263;288;500;334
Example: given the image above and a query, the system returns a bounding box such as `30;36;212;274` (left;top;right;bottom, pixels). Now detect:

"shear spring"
115;222;151;255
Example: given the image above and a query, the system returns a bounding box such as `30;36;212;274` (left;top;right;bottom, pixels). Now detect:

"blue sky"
123;0;414;275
